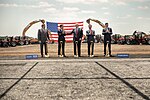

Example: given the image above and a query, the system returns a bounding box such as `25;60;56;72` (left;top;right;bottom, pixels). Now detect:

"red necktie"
76;28;78;37
90;30;93;35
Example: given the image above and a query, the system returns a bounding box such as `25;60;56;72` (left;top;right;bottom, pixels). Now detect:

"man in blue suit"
86;24;95;57
58;24;66;57
102;23;113;57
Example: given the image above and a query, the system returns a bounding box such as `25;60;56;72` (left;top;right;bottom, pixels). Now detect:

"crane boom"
86;18;106;28
22;19;45;36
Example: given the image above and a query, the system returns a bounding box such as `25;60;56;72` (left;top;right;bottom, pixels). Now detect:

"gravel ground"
0;59;150;100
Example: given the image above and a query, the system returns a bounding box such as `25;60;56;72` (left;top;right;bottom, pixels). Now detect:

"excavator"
86;18;106;28
22;19;52;42
22;19;52;57
22;19;45;36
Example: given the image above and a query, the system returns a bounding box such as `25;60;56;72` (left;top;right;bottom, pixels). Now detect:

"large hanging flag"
46;21;83;42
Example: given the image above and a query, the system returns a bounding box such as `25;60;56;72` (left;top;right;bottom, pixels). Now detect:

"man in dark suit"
70;23;83;57
86;24;95;57
58;24;66;57
38;24;50;57
102;23;113;57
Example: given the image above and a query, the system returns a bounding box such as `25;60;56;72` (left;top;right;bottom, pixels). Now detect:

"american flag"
46;21;84;43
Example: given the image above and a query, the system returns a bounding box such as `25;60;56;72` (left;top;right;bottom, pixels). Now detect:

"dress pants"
104;40;111;55
40;42;48;56
88;40;94;55
74;40;81;56
58;40;65;55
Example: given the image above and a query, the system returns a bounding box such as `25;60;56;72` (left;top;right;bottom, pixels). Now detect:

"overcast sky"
0;0;150;38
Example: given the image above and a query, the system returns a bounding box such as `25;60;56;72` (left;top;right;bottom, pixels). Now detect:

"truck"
111;34;122;44
117;35;132;45
125;31;150;45
0;36;17;47
29;37;39;44
14;36;31;45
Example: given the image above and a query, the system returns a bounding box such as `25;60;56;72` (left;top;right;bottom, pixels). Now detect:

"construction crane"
86;18;106;28
22;19;51;36
22;19;52;43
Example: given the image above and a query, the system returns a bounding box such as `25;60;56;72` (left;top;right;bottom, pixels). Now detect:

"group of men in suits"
57;23;83;57
38;23;113;57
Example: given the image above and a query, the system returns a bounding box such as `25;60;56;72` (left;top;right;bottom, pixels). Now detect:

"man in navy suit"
102;23;113;57
58;24;66;57
70;23;83;57
86;24;95;57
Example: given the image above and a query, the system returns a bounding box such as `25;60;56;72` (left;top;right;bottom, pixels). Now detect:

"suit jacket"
58;29;66;41
38;29;50;43
102;27;113;41
86;30;95;42
71;28;83;41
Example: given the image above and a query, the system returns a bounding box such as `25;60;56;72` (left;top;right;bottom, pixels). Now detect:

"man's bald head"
88;24;92;30
75;23;79;28
41;24;45;29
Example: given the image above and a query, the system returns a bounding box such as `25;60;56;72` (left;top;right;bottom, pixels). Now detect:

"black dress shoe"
110;55;113;57
64;55;66;57
108;54;113;57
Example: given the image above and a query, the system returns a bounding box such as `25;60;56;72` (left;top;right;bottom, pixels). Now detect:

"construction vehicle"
0;36;17;47
0;36;9;47
86;18;105;28
111;34;122;44
22;19;45;36
125;31;150;45
21;19;45;45
14;36;25;45
147;35;150;44
29;37;39;44
95;34;103;43
8;36;17;47
117;35;132;45
22;36;31;45
22;19;52;43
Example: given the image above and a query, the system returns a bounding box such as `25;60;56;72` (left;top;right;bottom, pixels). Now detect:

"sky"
0;0;150;38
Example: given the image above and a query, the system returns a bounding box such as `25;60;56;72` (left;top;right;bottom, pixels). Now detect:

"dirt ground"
0;43;150;58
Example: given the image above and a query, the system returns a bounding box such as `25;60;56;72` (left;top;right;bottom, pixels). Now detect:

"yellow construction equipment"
22;19;46;36
86;18;106;28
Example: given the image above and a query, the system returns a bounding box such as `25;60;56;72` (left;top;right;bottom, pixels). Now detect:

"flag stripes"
47;21;83;42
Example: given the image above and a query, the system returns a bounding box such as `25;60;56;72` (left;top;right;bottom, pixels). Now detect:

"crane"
22;19;51;36
86;18;106;28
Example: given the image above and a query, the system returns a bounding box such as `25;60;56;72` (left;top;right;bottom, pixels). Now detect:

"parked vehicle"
126;31;150;45
117;35;132;45
0;36;17;47
111;34;122;44
15;36;26;45
8;36;17;47
22;36;31;45
0;36;9;47
29;37;39;44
